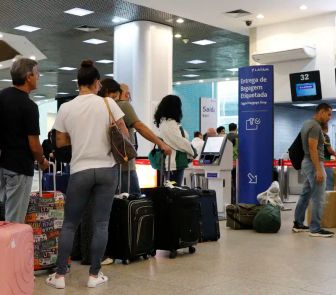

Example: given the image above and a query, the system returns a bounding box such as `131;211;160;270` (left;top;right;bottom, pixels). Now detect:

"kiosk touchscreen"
199;136;227;165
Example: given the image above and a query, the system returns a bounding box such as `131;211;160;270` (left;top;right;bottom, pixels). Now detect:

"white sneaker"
101;257;113;265
46;273;65;289
87;272;108;288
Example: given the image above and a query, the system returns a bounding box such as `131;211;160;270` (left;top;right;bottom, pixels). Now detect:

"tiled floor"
35;200;336;295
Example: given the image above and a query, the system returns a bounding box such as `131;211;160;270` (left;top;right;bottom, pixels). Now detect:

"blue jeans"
0;168;33;223
325;167;334;191
165;169;185;187
294;158;326;233
121;170;141;195
56;166;118;275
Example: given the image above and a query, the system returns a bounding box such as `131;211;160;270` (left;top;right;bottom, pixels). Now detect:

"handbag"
103;97;137;164
148;145;165;170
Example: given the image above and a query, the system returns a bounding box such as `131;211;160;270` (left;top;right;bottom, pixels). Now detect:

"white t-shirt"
53;94;124;174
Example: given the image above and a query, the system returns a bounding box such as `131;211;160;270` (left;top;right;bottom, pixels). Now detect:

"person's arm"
327;146;336;157
308;137;323;184
55;131;71;148
28;135;49;170
116;118;130;138
133;121;172;155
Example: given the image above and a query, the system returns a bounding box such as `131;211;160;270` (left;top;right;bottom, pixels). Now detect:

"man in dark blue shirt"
0;57;49;222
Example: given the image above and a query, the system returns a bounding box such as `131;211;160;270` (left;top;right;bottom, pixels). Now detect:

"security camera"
245;20;252;27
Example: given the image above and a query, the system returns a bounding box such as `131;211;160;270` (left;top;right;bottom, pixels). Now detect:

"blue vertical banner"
238;66;274;204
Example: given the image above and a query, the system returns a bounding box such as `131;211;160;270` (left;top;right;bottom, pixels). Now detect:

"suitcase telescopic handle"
118;161;131;194
159;153;171;186
39;161;56;197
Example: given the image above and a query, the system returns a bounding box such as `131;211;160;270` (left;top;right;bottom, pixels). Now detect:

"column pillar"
114;21;173;156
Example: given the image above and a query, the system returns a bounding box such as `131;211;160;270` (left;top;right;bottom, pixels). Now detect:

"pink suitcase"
0;222;34;295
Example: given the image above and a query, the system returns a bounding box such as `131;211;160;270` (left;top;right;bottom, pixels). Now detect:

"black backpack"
288;132;304;170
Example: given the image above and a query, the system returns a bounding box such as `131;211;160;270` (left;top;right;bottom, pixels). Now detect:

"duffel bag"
253;204;281;233
226;204;262;230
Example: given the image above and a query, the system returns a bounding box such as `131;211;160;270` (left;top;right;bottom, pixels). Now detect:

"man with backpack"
293;103;334;237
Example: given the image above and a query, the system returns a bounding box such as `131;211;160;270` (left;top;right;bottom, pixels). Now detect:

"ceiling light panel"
57;92;69;95
83;38;107;45
300;5;308;10
174;34;182;38
187;59;206;64
0;79;12;82
112;16;129;23
176;18;184;23
105;73;114;77
182;74;200;78
96;59;113;64
226;68;238;72
256;14;264;19
14;25;41;32
64;8;94;16
292;103;317;107
59;67;76;70
44;84;57;87
192;39;216;46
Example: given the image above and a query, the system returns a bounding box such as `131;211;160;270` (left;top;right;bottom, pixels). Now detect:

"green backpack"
253;204;281;233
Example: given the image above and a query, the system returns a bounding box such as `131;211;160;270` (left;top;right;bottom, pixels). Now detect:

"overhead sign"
200;97;217;135
238;66;274;204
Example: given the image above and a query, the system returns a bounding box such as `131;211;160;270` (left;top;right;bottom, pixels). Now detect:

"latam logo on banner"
200;97;217;134
238;66;274;204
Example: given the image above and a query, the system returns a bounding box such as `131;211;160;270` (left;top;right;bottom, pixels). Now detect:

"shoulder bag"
103;97;137;164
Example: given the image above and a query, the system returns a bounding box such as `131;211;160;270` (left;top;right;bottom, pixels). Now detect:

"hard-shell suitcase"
196;189;220;242
26;163;65;270
106;165;155;264
42;162;70;194
0;222;34;295
106;196;155;264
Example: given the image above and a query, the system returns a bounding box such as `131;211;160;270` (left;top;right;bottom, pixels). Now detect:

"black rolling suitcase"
106;165;155;264
196;189;220;242
142;156;200;259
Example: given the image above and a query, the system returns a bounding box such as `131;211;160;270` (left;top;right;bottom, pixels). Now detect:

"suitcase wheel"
122;259;130;265
169;250;177;259
189;246;196;254
150;250;157;257
143;254;149;260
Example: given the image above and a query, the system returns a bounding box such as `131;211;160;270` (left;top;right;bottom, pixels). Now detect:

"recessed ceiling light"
30;55;36;60
176;82;181;85
72;79;78;82
333;109;336;112
256;14;264;19
182;74;200;78
59;67;76;71
0;64;2;67
14;25;41;32
112;16;129;23
0;33;3;38
199;80;204;83
292;103;317;107
39;73;44;77
64;8;94;16
0;79;12;82
299;5;308;10
58;92;69;95
44;84;57;87
75;89;79;92
176;18;184;23
83;38;107;45
225;78;230;81
34;95;45;98
226;68;238;72
192;39;216;46
105;73;114;77
186;60;206;64
96;59;113;64
174;34;182;38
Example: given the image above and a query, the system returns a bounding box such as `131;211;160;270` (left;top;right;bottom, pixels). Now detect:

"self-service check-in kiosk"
199;135;233;219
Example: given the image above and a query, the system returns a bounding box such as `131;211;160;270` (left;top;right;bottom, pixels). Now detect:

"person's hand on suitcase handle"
158;141;172;156
38;156;49;171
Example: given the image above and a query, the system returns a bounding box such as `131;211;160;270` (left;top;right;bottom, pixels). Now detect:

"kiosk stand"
199;135;233;220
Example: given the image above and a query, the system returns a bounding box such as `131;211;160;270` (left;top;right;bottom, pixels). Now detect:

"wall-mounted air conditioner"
252;46;316;64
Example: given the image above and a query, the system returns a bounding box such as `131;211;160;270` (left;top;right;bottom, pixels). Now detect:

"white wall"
253;13;336;102
38;100;57;141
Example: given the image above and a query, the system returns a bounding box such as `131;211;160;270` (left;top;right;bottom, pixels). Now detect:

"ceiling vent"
75;25;99;32
225;9;252;18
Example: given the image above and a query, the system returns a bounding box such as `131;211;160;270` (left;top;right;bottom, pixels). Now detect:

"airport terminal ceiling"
0;0;249;102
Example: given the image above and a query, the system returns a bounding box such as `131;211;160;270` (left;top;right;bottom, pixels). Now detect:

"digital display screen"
289;70;322;102
203;137;224;153
296;82;317;97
